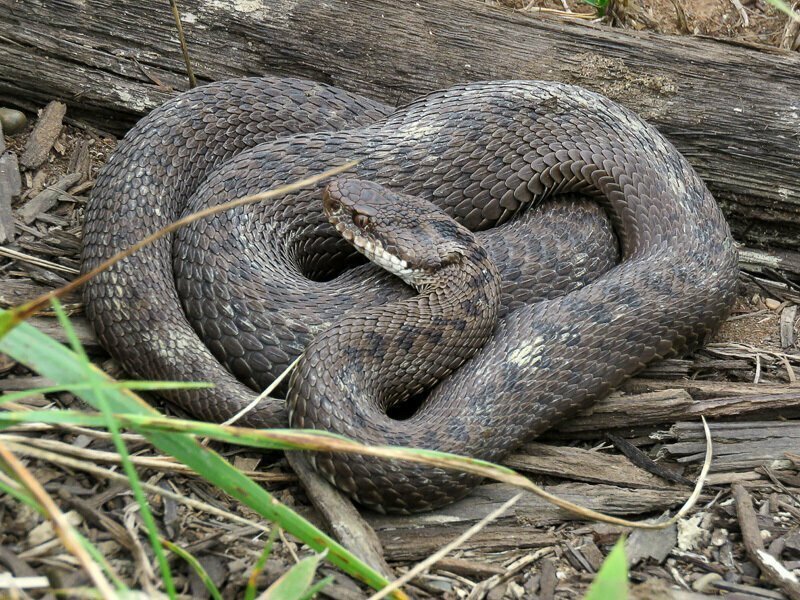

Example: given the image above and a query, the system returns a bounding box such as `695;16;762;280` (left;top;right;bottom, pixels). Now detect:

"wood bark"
665;421;800;471
0;0;799;251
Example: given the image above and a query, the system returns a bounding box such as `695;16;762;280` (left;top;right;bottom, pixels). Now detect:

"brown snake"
82;77;739;513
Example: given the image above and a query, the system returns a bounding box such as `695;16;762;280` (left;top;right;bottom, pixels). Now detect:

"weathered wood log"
0;0;799;251
555;388;800;434
504;442;682;489
665;421;800;472
366;482;687;537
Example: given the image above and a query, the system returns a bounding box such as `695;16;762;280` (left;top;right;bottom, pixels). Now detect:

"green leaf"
261;551;329;600
245;528;280;600
584;537;628;600
581;0;609;16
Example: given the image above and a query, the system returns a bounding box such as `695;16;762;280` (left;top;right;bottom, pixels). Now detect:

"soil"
507;0;798;48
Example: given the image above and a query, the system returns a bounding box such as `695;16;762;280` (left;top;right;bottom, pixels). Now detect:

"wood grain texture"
0;0;799;249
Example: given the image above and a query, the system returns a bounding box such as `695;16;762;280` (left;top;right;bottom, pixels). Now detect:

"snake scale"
82;77;739;513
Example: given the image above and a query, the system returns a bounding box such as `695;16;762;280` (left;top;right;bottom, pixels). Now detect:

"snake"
81;77;739;513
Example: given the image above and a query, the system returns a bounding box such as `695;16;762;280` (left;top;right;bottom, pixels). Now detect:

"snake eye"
353;214;370;229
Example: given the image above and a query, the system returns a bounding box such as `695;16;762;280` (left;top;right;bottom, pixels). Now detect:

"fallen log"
0;0;799;250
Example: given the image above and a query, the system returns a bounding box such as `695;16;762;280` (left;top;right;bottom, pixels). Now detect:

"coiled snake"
82;77;739;513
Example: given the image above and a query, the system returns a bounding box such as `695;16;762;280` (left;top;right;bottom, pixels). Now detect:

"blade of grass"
0;381;213;406
767;0;800;22
584;537;628;600
50;299;178;598
162;539;222;600
260;550;329;600
245;528;280;600
0;314;402;599
297;575;335;600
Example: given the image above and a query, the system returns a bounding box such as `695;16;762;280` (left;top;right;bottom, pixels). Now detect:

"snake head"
323;176;479;289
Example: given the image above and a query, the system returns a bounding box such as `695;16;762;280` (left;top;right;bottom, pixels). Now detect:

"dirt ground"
1;2;800;599
508;0;798;48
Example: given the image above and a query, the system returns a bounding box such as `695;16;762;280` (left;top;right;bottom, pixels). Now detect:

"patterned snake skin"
82;77;739;513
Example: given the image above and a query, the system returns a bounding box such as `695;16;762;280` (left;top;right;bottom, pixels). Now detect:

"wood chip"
17;172;82;224
556;385;800;436
626;519;677;565
189;554;227;599
538;558;557;600
0;546;38;578
505;442;677;489
369;482;687;531
286;452;393;577
433;557;505;578
20;101;66;170
377;524;556;562
232;456;261;472
67;139;92;184
0;151;21;243
665;421;800;472
781;305;797;349
0;574;51;590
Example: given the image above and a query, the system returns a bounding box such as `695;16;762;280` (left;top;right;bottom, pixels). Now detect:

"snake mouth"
329;216;419;284
322;181;425;284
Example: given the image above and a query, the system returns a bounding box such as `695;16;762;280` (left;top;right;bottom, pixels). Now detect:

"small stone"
765;298;781;310
0;107;28;135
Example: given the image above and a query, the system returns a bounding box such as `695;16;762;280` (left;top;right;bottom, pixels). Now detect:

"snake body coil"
82;77;738;513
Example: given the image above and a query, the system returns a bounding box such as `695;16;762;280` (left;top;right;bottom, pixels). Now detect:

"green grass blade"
163;539;223;600
260;551;328;600
245;527;280;600
0;308;19;340
581;0;609;16
0;313;399;598
766;0;800;22
299;575;334;600
584;537;628;600
0;381;212;406
50;299;177;598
